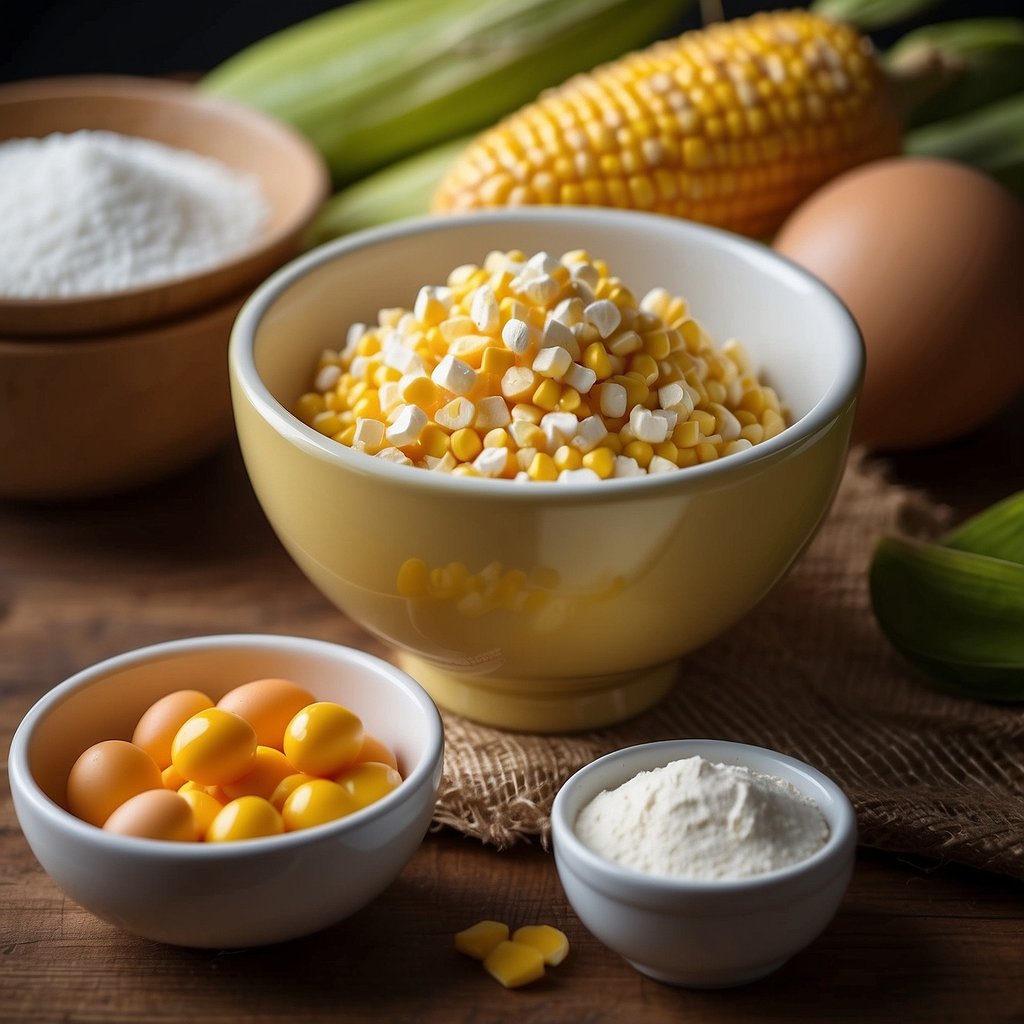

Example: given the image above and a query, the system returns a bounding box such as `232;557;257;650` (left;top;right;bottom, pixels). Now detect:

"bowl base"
626;956;789;988
395;654;677;733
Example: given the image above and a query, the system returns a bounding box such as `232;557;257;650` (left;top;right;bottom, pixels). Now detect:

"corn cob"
199;0;692;186
432;9;904;238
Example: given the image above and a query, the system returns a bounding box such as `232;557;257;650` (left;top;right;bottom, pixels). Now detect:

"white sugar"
0;130;269;298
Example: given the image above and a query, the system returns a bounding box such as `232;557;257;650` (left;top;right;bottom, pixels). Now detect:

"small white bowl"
551;739;857;987
8;634;444;949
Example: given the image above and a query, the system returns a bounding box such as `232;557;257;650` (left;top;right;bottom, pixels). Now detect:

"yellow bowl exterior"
230;210;862;731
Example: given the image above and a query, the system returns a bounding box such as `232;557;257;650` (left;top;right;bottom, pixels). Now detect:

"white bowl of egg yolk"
229;207;864;733
7;634;444;949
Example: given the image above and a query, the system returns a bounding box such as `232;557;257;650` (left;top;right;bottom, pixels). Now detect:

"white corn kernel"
541;316;576;352
314;364;341;392
598;382;628;418
432;354;476;395
629;406;670;443
386;404;428;447
564;362;597;394
502;318;533;355
475;395;512;431
612;455;645;477
570;414;609;453
352;417;385;450
377;381;403;413
473;447;509;477
648;454;678;474
435;397;476;430
584;299;621;338
552;296;584;326
541;411;579;450
533;346;572;379
557;468;601;483
375;446;413;466
471;285;501;334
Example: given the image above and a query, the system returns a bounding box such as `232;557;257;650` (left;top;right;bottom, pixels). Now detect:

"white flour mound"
575;755;830;880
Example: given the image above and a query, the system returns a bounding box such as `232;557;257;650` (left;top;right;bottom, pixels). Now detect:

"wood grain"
2;411;1023;1022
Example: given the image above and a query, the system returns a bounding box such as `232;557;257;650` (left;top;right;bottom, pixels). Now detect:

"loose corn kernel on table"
2;402;1023;1023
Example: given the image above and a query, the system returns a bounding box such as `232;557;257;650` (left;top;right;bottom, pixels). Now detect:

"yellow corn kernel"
696;441;720;462
553;445;583;472
512;925;570;967
455;920;509;960
689;408;717;435
295;392;326;423
450;427;484;462
483;940;546;989
582;341;613;380
532;378;562;411
527;452;559;482
481;345;516;376
420;423;451;459
582;446;615;479
623;439;654;468
312;410;343;436
397;557;430;598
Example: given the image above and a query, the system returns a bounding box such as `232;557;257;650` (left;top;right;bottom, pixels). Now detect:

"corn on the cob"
199;0;692;186
432;10;903;238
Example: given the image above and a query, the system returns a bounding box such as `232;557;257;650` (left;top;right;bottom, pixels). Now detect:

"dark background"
3;0;1020;84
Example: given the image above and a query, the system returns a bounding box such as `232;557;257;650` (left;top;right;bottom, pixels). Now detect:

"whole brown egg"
773;157;1024;451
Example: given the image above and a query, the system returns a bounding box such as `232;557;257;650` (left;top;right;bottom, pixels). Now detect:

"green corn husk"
199;0;691;186
886;18;1024;128
810;0;946;31
870;492;1024;701
905;92;1024;196
305;136;467;247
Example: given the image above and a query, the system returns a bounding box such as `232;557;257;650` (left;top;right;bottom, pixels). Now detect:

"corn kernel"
455;920;509;960
512;925;570;967
483;941;546;989
451;428;484;462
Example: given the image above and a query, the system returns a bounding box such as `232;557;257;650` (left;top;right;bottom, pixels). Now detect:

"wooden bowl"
0;75;329;337
0;291;244;502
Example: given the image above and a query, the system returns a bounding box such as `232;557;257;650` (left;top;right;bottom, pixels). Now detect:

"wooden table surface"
2;409;1023;1024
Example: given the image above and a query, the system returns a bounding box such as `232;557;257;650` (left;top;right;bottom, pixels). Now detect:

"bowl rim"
550;737;857;898
0;74;330;333
229;206;864;501
7;633;444;858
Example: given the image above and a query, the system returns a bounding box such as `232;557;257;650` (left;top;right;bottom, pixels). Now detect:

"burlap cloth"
431;449;1024;879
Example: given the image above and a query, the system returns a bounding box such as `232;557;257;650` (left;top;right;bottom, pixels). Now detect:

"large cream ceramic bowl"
229;209;863;733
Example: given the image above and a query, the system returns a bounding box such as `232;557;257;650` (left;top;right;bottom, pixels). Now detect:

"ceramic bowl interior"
229;208;864;732
551;738;857;987
0;74;329;336
8;634;444;949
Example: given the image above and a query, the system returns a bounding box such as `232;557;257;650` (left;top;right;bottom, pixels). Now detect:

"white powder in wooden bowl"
574;755;829;880
0;129;269;298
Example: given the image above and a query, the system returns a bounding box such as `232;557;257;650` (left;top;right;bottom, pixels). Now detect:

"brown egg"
773;157;1024;451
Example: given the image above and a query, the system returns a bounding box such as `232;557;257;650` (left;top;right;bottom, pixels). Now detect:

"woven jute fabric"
432;450;1024;879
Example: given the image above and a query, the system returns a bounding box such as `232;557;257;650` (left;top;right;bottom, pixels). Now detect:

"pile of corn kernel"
295;249;788;481
456;920;570;988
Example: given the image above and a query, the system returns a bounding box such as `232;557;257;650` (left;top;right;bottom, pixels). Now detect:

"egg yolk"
206;796;284;842
334;761;402;811
171;708;257;786
281;778;359;831
284;701;364;777
132;689;214;770
268;772;317;812
178;787;224;840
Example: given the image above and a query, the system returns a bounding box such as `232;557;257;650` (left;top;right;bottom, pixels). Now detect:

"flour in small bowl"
574;755;829;881
0;129;269;298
